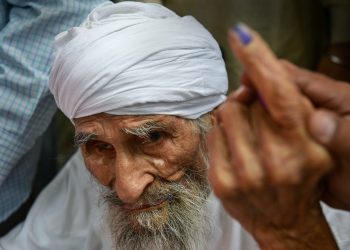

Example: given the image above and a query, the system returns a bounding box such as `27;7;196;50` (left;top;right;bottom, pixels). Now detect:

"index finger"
229;24;307;128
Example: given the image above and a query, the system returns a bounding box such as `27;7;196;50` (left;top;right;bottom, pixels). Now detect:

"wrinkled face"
74;113;211;250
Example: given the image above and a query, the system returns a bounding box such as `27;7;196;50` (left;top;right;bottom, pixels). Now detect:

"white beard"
100;172;211;250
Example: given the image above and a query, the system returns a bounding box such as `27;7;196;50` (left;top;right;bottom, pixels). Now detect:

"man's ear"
209;110;217;126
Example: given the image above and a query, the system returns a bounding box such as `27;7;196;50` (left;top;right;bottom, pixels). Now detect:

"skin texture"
207;26;339;250
74;113;214;250
74;113;206;205
281;61;350;211
236;60;350;211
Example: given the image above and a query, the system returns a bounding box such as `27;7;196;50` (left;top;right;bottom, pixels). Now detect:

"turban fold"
49;1;228;120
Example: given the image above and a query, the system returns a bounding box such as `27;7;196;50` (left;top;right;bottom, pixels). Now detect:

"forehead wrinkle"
76;117;118;139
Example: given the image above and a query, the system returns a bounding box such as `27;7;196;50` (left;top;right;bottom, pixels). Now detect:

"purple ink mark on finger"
233;23;252;45
258;94;267;110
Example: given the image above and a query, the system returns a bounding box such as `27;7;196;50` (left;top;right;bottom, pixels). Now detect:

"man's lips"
123;199;167;212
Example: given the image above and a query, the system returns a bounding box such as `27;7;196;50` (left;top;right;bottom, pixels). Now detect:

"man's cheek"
163;168;186;182
161;152;205;183
143;156;183;181
83;154;114;187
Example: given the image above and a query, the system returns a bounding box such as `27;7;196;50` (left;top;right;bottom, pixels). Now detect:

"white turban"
49;1;228;120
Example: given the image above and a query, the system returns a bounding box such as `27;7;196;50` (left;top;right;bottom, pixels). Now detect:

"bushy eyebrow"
122;120;167;138
74;132;98;146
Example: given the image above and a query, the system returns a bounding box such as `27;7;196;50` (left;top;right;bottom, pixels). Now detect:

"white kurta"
1;151;350;250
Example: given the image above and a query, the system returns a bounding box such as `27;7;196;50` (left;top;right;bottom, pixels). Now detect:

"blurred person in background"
0;0;106;236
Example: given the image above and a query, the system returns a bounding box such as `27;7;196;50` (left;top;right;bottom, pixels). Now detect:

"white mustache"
99;171;211;250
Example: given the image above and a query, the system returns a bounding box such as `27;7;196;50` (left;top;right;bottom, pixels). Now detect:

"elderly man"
1;2;350;250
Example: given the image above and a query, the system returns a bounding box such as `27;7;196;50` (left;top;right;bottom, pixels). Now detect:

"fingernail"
310;111;336;144
233;23;252;45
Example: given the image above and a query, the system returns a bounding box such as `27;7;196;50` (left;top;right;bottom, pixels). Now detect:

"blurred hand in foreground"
208;24;338;250
281;61;350;211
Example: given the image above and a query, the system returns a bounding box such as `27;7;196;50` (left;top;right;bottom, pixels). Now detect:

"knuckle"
269;101;302;127
239;161;264;190
208;164;238;199
261;153;302;185
305;143;333;174
275;169;301;185
279;59;296;72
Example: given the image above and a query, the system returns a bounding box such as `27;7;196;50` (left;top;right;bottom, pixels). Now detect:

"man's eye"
140;131;164;145
85;140;115;156
149;131;162;142
96;143;113;150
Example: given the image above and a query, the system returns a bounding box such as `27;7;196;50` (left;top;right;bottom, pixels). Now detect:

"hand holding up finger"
208;24;338;250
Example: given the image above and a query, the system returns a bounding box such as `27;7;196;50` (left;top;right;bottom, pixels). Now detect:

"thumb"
308;110;350;156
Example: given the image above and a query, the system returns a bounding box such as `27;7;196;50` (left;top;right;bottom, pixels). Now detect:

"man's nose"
113;154;154;204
